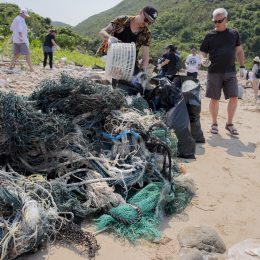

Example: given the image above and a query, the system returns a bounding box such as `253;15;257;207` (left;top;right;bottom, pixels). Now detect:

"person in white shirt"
9;8;34;72
185;46;201;79
251;56;260;99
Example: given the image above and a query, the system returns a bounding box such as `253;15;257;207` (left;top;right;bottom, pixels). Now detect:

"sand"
1;65;260;259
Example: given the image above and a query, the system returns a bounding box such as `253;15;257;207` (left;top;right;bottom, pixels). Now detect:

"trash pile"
0;73;194;259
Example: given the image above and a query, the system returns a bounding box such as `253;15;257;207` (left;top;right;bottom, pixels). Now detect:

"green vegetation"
31;45;103;67
51;21;72;28
0;3;103;67
74;0;260;61
1;1;259;68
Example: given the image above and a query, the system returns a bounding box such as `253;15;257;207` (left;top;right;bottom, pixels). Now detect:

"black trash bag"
112;79;143;96
181;80;205;143
160;77;196;159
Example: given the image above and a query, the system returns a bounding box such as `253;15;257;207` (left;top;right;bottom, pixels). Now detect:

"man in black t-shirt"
99;5;158;75
200;8;245;135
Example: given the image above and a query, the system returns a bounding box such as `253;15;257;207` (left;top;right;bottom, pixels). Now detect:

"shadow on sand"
207;133;256;157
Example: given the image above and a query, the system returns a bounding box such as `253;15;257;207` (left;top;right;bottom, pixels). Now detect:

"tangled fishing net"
0;73;195;258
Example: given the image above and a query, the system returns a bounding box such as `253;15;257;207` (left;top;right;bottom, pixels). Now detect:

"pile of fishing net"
0;73;195;259
0;169;100;259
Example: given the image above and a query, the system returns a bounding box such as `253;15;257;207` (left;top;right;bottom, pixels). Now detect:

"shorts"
43;46;53;53
206;72;238;100
13;43;30;55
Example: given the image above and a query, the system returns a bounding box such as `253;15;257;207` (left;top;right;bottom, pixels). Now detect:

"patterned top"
97;15;151;55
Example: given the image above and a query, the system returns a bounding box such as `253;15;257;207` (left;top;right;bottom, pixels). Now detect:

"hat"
166;44;177;52
143;5;158;23
20;8;30;17
253;56;260;63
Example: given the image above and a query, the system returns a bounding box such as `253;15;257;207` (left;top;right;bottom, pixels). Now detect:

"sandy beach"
1;66;260;259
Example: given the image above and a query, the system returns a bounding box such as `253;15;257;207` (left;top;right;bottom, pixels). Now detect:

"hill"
52;21;72;28
0;3;102;67
74;0;260;59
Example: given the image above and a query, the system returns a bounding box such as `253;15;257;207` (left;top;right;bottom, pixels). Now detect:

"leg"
9;54;20;69
209;99;219;134
49;52;53;69
227;97;238;124
25;54;34;72
43;52;48;67
209;98;219;125
252;79;260;99
223;73;239;135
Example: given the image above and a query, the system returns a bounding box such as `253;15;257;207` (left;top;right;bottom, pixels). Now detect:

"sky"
2;0;123;26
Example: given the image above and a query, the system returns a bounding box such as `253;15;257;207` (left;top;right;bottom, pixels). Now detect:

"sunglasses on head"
213;17;226;24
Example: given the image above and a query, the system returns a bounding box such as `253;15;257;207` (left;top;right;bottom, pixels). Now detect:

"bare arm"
99;24;114;41
18;32;23;42
141;46;149;70
160;59;170;67
51;39;58;47
236;45;244;67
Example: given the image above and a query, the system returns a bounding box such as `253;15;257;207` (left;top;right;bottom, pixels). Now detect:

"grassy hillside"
0;3;103;67
74;0;260;59
52;21;72;28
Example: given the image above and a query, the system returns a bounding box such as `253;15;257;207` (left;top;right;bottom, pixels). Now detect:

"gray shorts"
13;43;30;55
206;72;238;100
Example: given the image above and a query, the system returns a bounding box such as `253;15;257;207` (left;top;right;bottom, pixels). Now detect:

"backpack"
256;66;260;79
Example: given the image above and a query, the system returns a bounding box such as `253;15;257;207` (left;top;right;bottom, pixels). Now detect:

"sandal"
210;124;218;134
225;123;239;135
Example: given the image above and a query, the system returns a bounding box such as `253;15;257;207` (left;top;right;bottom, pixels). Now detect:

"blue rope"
97;129;140;142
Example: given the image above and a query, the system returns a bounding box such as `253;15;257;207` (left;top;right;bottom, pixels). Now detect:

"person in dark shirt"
155;45;177;79
200;8;245;135
43;29;59;69
98;5;158;75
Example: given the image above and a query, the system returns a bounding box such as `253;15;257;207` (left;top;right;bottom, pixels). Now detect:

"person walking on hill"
43;29;59;69
200;7;245;135
185;46;201;79
9;8;34;72
98;5;158;76
251;56;260;100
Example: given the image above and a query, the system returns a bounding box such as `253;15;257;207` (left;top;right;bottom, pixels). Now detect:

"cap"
143;5;158;23
253;56;260;63
20;8;30;17
165;44;177;52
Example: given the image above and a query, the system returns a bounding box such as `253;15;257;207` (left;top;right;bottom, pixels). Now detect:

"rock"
177;226;226;253
228;239;260;260
178;248;203;260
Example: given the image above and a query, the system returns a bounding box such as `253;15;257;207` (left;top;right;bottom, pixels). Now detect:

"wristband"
240;66;245;68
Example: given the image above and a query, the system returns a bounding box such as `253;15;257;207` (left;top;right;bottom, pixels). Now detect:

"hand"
108;36;120;45
56;45;61;51
157;64;162;70
239;67;246;78
201;58;211;67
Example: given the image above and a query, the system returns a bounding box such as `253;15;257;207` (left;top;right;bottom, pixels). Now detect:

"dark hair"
166;44;177;52
191;46;197;50
49;29;57;34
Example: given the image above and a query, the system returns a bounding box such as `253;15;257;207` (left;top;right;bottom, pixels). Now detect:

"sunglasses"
213;17;226;24
144;13;153;25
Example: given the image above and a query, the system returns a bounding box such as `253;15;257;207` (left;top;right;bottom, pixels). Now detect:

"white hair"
212;8;228;18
